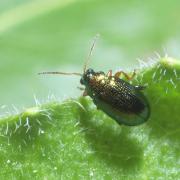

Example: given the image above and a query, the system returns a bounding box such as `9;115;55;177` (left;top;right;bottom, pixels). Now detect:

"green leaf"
0;58;179;179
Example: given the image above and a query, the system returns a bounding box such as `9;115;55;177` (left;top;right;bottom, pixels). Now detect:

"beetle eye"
86;68;94;75
87;73;93;78
83;68;95;82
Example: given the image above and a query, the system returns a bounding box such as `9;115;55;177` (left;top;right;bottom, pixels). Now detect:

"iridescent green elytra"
39;35;150;126
80;68;150;126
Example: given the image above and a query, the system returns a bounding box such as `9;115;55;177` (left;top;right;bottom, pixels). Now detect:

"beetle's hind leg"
114;69;136;80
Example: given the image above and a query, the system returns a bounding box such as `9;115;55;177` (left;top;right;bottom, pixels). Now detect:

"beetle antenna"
83;34;99;73
38;71;82;76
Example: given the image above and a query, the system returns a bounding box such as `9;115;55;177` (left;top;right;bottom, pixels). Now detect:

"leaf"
0;58;179;179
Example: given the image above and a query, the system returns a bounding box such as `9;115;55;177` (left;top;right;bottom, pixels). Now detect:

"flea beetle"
39;36;150;126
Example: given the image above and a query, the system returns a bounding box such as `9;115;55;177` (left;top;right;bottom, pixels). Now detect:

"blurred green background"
0;0;180;115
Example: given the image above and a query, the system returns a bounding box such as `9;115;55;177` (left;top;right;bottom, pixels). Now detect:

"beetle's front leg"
77;86;85;91
77;87;88;96
83;90;88;96
114;69;136;80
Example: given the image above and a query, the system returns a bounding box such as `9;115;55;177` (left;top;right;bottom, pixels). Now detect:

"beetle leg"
83;90;88;96
77;86;85;91
115;69;136;80
107;70;112;77
135;85;146;90
77;87;88;96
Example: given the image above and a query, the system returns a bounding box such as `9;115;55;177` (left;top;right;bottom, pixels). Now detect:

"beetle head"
80;68;95;85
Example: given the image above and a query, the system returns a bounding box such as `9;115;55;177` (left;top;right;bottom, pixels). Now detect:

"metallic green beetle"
39;36;150;126
80;68;150;126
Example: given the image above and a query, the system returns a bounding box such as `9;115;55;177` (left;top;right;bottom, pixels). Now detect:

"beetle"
39;36;150;126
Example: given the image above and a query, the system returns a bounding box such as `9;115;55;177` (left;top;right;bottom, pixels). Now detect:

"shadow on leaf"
78;97;143;172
